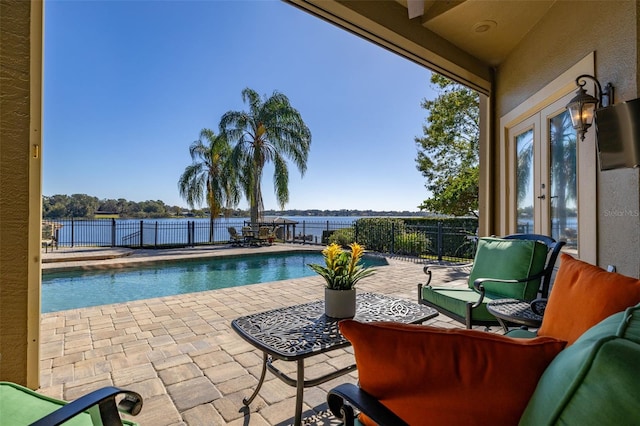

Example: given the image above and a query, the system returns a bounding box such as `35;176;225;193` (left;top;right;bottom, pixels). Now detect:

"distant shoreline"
47;210;431;220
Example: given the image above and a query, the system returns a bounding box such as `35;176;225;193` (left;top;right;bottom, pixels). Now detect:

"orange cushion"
538;253;640;345
339;320;566;426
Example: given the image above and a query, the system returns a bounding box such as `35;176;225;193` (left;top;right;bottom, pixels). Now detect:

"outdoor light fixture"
566;74;614;141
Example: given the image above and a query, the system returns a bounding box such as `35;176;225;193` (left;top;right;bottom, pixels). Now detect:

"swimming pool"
41;251;388;313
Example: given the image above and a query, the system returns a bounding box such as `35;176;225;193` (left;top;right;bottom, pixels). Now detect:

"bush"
394;231;431;256
355;218;406;253
328;228;355;247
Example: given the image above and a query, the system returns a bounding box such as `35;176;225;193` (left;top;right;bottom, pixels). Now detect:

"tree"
415;74;479;216
43;194;69;218
178;128;239;240
68;194;99;218
220;88;311;226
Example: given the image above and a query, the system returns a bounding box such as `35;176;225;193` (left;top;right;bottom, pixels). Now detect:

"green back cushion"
520;304;640;425
468;237;548;300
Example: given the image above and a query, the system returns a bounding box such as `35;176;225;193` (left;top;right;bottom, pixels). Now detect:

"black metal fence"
46;218;478;262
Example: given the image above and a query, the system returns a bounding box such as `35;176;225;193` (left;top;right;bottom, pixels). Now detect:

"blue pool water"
41;252;388;313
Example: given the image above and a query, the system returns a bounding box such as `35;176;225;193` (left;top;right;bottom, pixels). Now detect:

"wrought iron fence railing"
45;218;478;263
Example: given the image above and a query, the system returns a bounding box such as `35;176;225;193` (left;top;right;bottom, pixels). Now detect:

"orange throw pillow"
339;320;566;426
538;253;640;345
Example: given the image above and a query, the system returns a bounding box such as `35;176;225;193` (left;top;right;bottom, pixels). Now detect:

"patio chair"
0;381;142;425
418;234;565;329
257;226;274;245
227;227;243;246
41;221;57;253
242;226;258;246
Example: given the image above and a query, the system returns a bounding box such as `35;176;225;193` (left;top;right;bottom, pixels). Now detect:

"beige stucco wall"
0;0;42;387
495;0;640;277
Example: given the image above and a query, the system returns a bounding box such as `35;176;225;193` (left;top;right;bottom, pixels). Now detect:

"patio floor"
39;244;492;425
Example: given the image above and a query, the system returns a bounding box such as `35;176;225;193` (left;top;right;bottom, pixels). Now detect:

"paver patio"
38;245;490;425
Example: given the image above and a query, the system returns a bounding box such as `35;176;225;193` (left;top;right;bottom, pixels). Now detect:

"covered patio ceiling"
285;0;556;95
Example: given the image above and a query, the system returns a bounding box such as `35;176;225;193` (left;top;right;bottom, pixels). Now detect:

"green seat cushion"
421;286;503;323
520;304;640;425
504;328;538;339
0;382;138;426
468;237;548;301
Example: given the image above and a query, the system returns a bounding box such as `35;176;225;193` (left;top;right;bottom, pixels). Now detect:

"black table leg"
243;352;268;406
294;359;304;426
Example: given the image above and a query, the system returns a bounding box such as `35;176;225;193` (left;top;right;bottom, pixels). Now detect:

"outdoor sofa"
328;253;640;425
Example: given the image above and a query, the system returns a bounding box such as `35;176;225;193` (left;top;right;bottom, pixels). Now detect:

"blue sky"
44;0;435;212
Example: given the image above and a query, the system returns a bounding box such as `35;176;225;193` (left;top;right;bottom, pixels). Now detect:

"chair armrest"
472;268;547;294
472;268;546;288
30;387;142;426
530;298;548;316
327;383;409;426
423;265;434;286
423;263;473;286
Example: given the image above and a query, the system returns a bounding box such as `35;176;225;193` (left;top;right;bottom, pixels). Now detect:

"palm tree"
178;128;239;241
220;88;312;226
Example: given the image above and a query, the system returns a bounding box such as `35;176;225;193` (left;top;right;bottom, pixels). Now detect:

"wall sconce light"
566;74;614;141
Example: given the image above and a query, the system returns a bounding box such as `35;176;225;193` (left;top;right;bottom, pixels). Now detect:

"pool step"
42;248;134;263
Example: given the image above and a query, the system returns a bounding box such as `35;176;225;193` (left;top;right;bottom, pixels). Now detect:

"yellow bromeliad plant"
308;242;375;290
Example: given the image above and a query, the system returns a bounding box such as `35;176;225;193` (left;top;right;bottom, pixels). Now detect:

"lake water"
51;216;364;247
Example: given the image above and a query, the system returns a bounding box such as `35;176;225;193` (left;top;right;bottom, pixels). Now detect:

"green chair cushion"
520;304;640;425
504;328;538;339
0;382;138;426
421;286;503;323
468;237;548;301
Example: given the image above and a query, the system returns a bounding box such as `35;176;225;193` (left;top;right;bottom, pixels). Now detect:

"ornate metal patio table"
231;292;438;426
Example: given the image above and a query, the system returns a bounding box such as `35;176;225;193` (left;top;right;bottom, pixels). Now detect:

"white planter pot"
324;288;356;318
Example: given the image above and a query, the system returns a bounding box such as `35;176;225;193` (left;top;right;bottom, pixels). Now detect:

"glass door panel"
549;110;578;249
516;129;534;234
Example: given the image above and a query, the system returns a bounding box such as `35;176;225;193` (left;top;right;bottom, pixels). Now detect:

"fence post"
154;221;158;249
139;220;144;248
70;217;75;247
437;222;444;262
302;221;306;245
390;222;395;254
187;221;192;246
191;221;195;247
354;221;358;243
111;218;116;247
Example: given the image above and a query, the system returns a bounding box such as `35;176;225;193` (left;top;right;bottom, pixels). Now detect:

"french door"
508;94;578;251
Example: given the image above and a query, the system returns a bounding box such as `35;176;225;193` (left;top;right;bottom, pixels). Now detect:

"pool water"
41;252;388;313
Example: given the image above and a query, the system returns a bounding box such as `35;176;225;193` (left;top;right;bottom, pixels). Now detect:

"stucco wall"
0;0;40;386
495;0;639;277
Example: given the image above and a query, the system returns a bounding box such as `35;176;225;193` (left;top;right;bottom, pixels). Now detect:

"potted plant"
308;242;375;318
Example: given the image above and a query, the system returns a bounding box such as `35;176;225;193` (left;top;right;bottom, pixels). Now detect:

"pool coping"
41;244;324;273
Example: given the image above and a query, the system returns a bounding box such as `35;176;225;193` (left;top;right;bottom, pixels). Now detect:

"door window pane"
516;129;534;234
549;111;577;249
